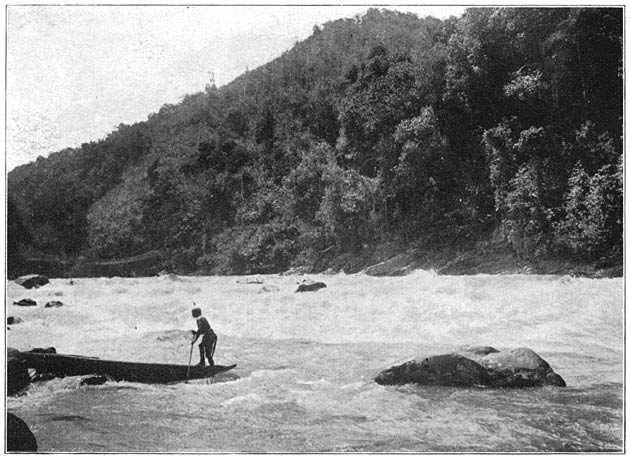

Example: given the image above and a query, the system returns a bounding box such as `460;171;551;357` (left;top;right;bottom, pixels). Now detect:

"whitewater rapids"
6;271;623;452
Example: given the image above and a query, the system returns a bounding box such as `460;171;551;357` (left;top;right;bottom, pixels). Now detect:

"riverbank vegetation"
8;8;622;277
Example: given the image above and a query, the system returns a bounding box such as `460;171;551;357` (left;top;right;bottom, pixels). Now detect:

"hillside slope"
8;8;623;278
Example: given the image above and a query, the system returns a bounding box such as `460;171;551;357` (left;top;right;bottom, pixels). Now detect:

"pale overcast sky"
6;5;467;171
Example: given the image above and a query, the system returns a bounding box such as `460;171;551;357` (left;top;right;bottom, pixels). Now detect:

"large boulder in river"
15;274;49;289
375;353;492;386
375;347;565;388
7;413;37;451
7;348;30;395
295;281;327;292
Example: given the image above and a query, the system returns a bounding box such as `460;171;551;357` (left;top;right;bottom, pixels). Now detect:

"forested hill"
8;8;623;278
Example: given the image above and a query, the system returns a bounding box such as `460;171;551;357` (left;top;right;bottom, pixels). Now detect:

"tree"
390;107;455;235
554;157;622;260
316;165;377;252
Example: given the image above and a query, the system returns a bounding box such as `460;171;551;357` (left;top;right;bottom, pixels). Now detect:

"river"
6;271;624;452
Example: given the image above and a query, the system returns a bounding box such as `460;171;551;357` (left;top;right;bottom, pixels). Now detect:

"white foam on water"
6;273;623;452
7;273;623;356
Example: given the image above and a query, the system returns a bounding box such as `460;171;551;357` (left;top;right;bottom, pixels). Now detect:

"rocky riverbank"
313;243;623;279
11;241;622;280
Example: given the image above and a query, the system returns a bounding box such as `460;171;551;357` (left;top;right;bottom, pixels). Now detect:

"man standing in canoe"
191;307;217;367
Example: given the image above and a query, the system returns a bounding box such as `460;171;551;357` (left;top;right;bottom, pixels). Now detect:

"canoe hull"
15;351;236;384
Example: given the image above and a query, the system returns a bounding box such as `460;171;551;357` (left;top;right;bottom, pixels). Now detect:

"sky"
5;4;467;172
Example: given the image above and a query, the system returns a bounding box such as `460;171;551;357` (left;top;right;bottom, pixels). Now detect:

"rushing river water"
6;271;624;452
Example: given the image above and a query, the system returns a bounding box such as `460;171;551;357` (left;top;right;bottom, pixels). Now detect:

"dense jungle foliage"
8;8;623;276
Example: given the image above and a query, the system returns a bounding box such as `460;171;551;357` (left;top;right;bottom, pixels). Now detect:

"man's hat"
192;307;201;317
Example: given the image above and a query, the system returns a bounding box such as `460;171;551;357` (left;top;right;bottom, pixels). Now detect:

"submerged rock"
80;374;108;386
15;274;49;289
295;282;327;292
376;347;565;388
7;413;37;451
258;284;280;293
13;299;37;306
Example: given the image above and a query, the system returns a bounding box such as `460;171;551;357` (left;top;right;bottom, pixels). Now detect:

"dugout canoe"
14;350;236;384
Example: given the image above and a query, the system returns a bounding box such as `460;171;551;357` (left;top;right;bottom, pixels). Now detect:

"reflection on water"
6;272;623;452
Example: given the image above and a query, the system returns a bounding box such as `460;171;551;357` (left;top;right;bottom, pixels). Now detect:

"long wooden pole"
185;342;194;383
